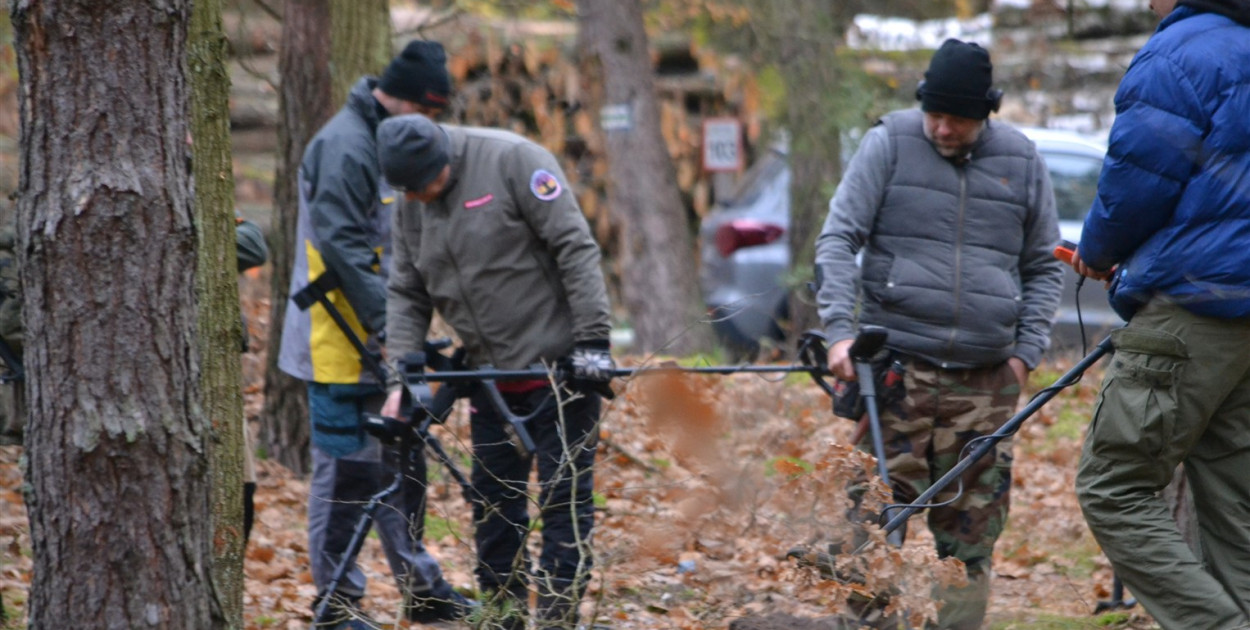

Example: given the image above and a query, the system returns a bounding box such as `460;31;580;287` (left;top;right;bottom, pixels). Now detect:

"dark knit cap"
378;40;452;109
917;39;997;120
377;114;450;192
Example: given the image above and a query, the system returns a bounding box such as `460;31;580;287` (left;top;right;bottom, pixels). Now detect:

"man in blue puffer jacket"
1066;0;1250;628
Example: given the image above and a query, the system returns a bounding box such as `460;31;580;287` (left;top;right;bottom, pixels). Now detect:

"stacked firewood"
222;9;764;254
428;16;763;246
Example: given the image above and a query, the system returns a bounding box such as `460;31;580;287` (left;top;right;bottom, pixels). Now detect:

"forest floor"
0;271;1160;630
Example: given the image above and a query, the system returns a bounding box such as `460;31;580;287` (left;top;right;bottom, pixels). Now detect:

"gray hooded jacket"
278;77;396;384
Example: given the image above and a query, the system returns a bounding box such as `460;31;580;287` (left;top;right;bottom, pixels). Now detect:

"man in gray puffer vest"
813;39;1063;629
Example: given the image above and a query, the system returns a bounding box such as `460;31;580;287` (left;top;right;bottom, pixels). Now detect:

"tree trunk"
746;0;861;345
189;0;246;626
330;0;391;106
13;1;213;628
261;0;333;475
576;0;708;356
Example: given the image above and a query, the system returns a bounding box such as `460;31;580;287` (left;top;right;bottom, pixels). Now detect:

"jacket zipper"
947;167;968;357
438;202;495;367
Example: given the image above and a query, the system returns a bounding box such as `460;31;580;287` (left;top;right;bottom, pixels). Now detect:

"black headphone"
915;80;1003;113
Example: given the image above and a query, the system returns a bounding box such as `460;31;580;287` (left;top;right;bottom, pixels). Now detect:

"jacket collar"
1178;0;1250;26
345;77;385;134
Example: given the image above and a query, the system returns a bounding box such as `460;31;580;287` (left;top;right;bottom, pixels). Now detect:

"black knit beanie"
378;40;452;109
917;39;997;120
377;114;450;192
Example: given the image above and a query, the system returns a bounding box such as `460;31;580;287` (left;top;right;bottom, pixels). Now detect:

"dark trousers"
468;386;600;610
307;383;450;602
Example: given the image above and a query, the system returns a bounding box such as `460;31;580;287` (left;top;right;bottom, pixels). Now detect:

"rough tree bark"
576;0;708;355
12;1;213;628
189;0;246;626
330;0;391;103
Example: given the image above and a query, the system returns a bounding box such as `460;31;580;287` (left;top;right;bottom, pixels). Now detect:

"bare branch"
235;54;279;92
253;0;282;22
394;6;465;39
231;1;280;91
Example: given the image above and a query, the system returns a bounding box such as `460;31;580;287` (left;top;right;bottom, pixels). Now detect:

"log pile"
223;8;766;252
419;13;765;248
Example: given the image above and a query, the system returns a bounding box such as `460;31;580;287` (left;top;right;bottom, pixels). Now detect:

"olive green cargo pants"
1076;299;1250;630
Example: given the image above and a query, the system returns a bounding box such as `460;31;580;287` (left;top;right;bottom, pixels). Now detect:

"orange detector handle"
1052;239;1078;265
1054;239;1115;280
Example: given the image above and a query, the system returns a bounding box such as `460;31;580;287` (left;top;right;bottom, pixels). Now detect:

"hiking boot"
311;593;376;630
407;589;480;624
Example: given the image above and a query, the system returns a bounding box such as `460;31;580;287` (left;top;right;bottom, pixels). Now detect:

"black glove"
565;339;616;400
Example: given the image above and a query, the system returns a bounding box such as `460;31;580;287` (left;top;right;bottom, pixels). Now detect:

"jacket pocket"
1085;327;1187;462
966;265;1022;330
878;256;946;323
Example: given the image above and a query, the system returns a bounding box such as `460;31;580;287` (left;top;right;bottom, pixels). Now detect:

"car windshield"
725;150;786;208
1042;151;1103;222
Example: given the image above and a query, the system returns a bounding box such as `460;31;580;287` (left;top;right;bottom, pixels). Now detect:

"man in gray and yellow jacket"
377;113;613;630
276;40;476;629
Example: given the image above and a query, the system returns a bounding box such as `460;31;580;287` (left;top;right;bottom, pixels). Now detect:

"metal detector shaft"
396;363;828;383
312;472;404;623
855;360;903;548
847;325;904;548
882;335;1114;535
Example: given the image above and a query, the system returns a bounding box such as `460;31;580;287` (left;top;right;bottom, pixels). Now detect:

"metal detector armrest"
475;367;541;455
399;344;541;455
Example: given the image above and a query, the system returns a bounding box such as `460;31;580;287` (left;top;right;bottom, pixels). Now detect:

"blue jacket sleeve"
1079;51;1206;271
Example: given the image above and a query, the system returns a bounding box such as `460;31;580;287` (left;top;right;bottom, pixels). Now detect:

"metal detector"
290;272;472;494
880;336;1114;537
847;325;905;548
1094;576;1137;613
386;330;836;386
311;363;458;623
293;274;477;623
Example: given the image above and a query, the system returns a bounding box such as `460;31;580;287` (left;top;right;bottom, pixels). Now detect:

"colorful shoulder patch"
529;169;563;201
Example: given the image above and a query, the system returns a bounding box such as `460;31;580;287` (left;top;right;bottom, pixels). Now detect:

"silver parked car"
698;126;1120;356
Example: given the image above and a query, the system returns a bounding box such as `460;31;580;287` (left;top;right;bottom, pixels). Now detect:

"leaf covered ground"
0;278;1161;629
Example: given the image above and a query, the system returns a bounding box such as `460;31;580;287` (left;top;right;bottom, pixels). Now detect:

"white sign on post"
702;118;743;172
600;104;632;132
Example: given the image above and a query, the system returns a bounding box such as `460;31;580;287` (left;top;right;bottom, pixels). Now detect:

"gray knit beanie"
377;114;450;192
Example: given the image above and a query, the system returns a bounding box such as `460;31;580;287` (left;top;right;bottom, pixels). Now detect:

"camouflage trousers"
848;356;1019;630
